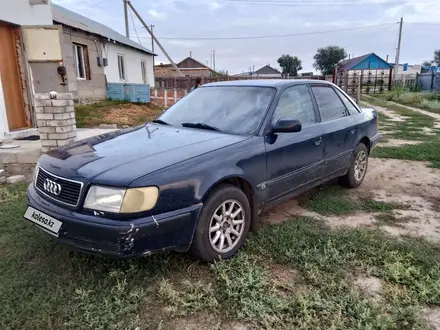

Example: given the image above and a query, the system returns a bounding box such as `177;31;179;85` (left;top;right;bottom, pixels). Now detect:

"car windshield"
158;86;275;135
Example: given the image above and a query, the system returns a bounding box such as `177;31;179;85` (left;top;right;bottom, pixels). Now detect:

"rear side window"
334;88;361;115
312;86;347;122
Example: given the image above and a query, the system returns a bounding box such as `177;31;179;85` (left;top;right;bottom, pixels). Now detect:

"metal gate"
336;70;392;96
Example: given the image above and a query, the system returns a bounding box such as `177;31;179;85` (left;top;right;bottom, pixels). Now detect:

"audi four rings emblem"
43;179;62;196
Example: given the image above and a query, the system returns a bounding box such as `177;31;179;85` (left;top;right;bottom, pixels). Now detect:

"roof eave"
53;19;156;56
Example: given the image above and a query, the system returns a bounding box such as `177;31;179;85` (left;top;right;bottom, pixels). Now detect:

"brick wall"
150;88;188;107
60;26;107;102
34;93;77;152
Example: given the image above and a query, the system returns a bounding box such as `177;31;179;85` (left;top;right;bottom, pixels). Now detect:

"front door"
265;84;325;202
310;84;357;177
0;23;27;131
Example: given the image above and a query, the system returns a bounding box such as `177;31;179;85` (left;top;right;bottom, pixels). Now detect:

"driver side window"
272;85;316;126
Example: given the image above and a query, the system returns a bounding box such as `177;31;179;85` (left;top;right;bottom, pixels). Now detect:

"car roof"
203;79;334;88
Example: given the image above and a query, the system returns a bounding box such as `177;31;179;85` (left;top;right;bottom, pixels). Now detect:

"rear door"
265;84;325;201
310;84;358;177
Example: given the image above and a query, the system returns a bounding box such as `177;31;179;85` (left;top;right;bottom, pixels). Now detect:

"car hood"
40;124;249;185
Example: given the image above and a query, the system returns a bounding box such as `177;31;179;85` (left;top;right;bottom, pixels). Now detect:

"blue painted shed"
107;83;151;103
336;53;393;72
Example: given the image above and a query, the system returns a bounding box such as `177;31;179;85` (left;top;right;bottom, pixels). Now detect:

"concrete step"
6;175;26;184
0;143;41;177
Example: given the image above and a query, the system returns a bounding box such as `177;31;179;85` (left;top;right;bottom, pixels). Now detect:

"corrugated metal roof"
255;65;281;75
52;4;155;56
337;53;373;71
336;53;392;71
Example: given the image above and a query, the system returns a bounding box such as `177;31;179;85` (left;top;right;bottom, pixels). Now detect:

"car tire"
339;143;369;189
190;184;251;262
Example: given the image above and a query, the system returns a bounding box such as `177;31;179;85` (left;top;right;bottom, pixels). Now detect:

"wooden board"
0;23;27;130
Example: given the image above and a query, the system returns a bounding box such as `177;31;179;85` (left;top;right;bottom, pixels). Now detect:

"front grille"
36;167;83;207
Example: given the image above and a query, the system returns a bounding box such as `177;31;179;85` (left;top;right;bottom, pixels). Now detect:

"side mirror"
272;119;302;133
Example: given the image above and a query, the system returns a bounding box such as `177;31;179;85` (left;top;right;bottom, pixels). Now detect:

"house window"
118;55;126;80
141;60;147;84
73;43;90;80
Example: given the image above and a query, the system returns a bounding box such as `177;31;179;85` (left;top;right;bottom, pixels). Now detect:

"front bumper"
26;184;202;258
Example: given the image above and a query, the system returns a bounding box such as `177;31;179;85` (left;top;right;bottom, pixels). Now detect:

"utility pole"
127;1;184;76
123;0;129;38
213;50;216;71
150;24;155;67
395;17;404;74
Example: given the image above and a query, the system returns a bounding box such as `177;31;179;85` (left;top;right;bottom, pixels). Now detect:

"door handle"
313;137;322;147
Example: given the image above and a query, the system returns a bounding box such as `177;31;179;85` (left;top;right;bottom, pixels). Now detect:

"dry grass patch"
75;100;164;128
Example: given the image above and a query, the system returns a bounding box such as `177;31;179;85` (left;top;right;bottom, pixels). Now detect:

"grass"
75;99;164;128
362;96;440;167
373;142;440;168
374;214;415;227
299;184;408;216
376;89;440;114
2;184;439;329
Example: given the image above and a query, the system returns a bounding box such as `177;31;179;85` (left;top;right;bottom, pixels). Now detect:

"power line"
129;12;143;46
342;23;398;49
406;22;440;26
136;23;398;40
191;0;430;7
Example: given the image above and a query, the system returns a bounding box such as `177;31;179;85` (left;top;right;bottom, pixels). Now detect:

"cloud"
53;0;439;74
148;9;167;20
166;40;204;48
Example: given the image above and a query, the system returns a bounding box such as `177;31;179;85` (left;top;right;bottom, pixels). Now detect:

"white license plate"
24;207;63;236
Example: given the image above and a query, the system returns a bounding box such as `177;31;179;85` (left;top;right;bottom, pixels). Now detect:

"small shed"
333;53;393;95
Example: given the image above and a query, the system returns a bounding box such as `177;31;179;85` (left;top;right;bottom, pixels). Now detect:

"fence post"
186;76;191;91
431;72;435;91
415;73;419;91
388;68;393;91
343;71;348;92
174;88;177;103
164;89;168;107
360;71;364;94
356;76;361;105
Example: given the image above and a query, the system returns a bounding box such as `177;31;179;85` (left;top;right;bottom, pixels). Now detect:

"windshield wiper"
152;119;170;125
181;122;220;132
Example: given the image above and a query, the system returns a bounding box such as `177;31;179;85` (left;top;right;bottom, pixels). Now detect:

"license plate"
24;207;62;236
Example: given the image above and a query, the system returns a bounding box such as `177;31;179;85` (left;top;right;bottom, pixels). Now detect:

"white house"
51;4;156;102
0;0;54;141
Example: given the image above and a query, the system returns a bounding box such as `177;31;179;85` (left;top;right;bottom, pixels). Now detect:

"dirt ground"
262;158;440;242
366;102;431;147
260;157;440;330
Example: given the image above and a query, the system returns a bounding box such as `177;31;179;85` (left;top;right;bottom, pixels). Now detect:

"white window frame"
74;44;86;80
118;54;126;81
141;60;147;84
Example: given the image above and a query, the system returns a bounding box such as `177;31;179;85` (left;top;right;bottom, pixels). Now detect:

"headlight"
84;186;159;214
32;161;40;183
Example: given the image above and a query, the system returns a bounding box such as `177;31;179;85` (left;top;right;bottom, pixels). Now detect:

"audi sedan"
25;80;381;262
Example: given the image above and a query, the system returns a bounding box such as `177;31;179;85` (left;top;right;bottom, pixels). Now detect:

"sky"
52;0;440;74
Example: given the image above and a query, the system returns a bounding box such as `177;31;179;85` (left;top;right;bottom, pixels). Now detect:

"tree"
434;50;440;66
277;54;302;77
212;69;229;77
313;46;347;75
422;60;434;67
